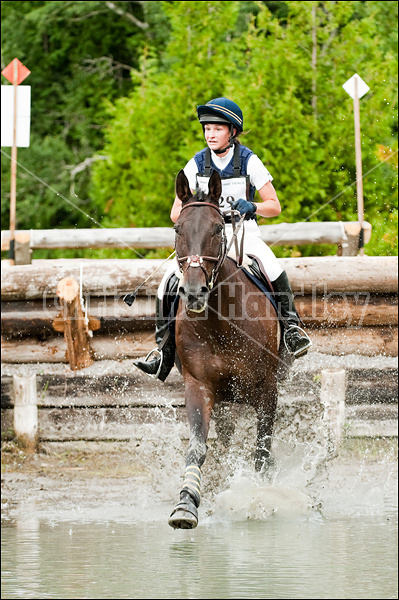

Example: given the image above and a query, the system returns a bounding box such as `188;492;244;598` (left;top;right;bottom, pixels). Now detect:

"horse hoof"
168;501;198;529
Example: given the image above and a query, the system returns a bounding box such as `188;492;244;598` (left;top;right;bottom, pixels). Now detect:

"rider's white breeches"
157;220;283;300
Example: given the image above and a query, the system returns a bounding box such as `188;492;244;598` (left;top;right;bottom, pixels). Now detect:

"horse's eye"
174;224;181;236
214;224;223;236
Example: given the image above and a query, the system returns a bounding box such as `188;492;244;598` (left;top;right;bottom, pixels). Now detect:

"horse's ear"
208;170;222;205
176;170;191;204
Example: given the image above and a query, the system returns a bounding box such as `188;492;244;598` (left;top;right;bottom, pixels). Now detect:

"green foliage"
1;1;397;257
1;0;170;231
91;0;398;256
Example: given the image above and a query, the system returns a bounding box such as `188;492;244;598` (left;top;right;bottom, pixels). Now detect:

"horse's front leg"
168;377;214;529
254;382;278;476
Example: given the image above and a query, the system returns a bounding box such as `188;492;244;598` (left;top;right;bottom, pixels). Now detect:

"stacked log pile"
1;256;398;362
1;255;398;444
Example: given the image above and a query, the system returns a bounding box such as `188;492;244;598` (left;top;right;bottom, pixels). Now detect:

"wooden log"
0;368;185;409
1;258;166;300
2;364;396;409
1;296;156;338
0;221;372;251
344;419;398;438
346;368;398;405
1;406;192;442
1;325;397;363
297;293;398;327
261;221;372;248
2;256;398;301
346;404;398;421
2;293;396;338
1;227;175;251
282;256;398;294
2;403;396;441
0;331;156;363
55;278;99;370
310;326;398;356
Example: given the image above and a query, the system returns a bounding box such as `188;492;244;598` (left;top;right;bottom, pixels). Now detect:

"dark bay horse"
168;169;280;529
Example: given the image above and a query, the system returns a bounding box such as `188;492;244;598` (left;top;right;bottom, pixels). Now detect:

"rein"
176;201;227;290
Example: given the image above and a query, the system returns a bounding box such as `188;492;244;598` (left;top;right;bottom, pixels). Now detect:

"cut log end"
54;277;95;371
56;277;80;302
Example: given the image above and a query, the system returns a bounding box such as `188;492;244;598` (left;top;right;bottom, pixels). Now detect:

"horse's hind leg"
168;379;214;529
212;403;236;448
254;384;278;476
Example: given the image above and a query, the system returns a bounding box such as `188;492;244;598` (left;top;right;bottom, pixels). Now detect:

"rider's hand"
231;198;257;216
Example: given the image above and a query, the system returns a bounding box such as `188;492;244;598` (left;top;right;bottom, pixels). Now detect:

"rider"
134;97;312;381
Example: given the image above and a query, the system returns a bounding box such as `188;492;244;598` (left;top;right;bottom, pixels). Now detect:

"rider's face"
204;124;232;153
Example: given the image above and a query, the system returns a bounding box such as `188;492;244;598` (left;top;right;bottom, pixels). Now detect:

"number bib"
196;174;249;212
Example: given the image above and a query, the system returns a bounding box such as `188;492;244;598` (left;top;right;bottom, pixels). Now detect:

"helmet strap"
212;124;236;155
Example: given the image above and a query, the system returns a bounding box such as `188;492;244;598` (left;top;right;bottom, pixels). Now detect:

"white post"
353;76;365;256
13;374;38;448
321;368;346;454
342;74;370;256
9;61;18;265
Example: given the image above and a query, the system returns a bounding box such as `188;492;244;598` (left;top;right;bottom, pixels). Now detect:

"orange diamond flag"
2;58;30;85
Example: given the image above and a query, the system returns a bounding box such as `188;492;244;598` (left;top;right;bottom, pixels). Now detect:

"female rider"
134;97;311;381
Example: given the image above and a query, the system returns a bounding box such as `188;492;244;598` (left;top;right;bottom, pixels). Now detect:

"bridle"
176;201;227;290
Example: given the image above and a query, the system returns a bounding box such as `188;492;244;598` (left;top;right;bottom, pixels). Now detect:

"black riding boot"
272;271;312;358
133;297;176;381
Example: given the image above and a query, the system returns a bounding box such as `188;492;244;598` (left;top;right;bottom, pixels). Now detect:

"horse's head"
174;169;225;313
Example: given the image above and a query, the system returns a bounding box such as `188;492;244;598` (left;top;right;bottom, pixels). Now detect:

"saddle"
163;254;278;337
239;254;278;315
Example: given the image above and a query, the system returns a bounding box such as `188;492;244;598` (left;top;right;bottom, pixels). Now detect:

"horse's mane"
193;189;208;203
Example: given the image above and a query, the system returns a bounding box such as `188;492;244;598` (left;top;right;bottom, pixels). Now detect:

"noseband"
176;202;227;290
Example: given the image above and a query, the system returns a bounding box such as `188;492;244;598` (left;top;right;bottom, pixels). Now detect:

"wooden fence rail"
1;221;372;260
2;255;396;301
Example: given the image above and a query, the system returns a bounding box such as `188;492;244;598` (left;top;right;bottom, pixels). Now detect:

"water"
2;366;398;600
2;449;398;600
2;515;397;599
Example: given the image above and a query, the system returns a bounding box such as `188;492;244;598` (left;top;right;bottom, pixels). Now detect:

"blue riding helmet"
197;97;243;133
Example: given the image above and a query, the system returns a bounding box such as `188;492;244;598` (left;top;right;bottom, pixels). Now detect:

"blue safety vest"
194;145;256;205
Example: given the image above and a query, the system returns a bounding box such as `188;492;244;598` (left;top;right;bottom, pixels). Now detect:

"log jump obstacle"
1;255;397;446
1;256;397;363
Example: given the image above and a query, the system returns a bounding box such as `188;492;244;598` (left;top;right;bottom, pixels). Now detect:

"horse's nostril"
187;293;198;306
179;285;209;300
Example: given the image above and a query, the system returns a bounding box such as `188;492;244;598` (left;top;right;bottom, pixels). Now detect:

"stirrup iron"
283;324;312;357
142;348;163;379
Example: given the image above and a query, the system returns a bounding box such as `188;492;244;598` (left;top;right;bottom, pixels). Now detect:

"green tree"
2;1;397;257
1;0;170;236
90;1;244;229
234;0;398;255
91;0;398;256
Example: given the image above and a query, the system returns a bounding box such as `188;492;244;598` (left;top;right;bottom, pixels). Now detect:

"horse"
168;169;281;529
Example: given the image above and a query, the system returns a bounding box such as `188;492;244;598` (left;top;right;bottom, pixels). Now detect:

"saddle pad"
167;257;278;333
226;256;278;315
